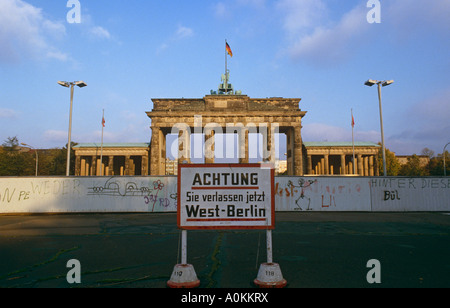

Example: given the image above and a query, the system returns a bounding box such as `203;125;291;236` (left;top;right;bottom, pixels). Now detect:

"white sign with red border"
177;163;275;230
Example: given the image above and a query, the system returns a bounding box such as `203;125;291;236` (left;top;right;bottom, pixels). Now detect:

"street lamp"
58;80;87;176
365;79;394;176
444;142;450;176
21;143;38;176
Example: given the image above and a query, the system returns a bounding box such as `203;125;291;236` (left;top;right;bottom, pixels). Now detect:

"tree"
427;151;449;176
399;154;429;176
0;137;77;176
421;147;435;159
0;136;34;176
377;143;401;176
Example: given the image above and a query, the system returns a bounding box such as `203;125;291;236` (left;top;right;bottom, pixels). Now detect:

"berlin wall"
0;176;449;213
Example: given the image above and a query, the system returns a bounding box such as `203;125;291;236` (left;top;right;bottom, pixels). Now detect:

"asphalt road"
0;212;449;288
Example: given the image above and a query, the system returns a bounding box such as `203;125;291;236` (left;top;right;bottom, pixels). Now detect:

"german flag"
226;42;233;57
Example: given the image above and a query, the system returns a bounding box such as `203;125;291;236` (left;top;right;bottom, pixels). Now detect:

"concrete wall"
0;177;177;213
275;176;450;212
0;176;449;213
369;177;450;211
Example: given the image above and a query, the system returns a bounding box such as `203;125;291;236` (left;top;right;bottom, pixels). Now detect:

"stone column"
340;154;346;175
91;156;97;176
178;126;191;165
96;158;102;176
80;158;86;176
364;156;369;176
293;125;303;175
205;129;215;164
160;130;167;174
261;123;275;163
142;154;149;176
369;155;374;176
125;155;131;176
150;126;161;175
108;156;114;176
286;128;295;175
75;156;81;176
324;154;329;175
307;155;312;175
238;127;249;164
357;154;363;176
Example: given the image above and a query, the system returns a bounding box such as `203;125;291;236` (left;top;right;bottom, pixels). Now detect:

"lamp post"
444;142;450;176
58;81;87;176
21;143;38;176
365;79;393;176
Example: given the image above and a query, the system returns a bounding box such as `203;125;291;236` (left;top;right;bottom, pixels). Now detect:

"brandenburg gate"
147;94;306;176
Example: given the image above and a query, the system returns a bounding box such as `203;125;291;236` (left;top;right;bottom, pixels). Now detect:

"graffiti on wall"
0;177;177;213
1;179;82;204
274;177;368;211
277;179;317;210
370;177;450;211
1;176;448;213
88;177;177;212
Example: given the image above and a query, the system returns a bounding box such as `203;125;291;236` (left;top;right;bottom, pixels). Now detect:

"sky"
0;0;449;159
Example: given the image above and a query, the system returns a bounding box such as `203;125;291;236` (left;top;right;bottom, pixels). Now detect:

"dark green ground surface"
0;212;449;288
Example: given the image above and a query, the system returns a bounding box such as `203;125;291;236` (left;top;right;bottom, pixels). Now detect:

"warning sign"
177;164;275;230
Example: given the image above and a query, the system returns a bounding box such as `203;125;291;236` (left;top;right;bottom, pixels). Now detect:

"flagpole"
225;39;228;94
100;109;104;176
351;109;356;175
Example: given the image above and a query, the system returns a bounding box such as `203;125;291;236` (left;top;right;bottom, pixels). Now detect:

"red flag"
226;42;233;57
351;113;355;128
102;116;105;127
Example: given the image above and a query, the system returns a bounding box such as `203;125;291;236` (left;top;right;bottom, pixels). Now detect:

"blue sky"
0;0;449;158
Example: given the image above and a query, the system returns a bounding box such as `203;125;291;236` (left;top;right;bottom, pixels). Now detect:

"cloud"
277;0;327;35
277;0;450;65
175;25;194;39
0;108;18;119
388;87;450;154
157;25;194;54
0;0;67;63
43;130;68;144
213;2;229;19
74;13;115;43
89;26;111;40
46;50;69;61
281;3;370;65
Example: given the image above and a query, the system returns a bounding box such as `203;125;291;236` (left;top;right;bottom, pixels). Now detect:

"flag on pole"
102;116;105;127
351;112;355;128
226;42;233;57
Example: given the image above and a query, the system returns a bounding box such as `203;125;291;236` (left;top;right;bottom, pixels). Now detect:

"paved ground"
0;212;449;288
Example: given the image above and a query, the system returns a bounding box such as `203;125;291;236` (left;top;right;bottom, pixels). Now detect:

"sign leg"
167;230;200;288
254;229;287;288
